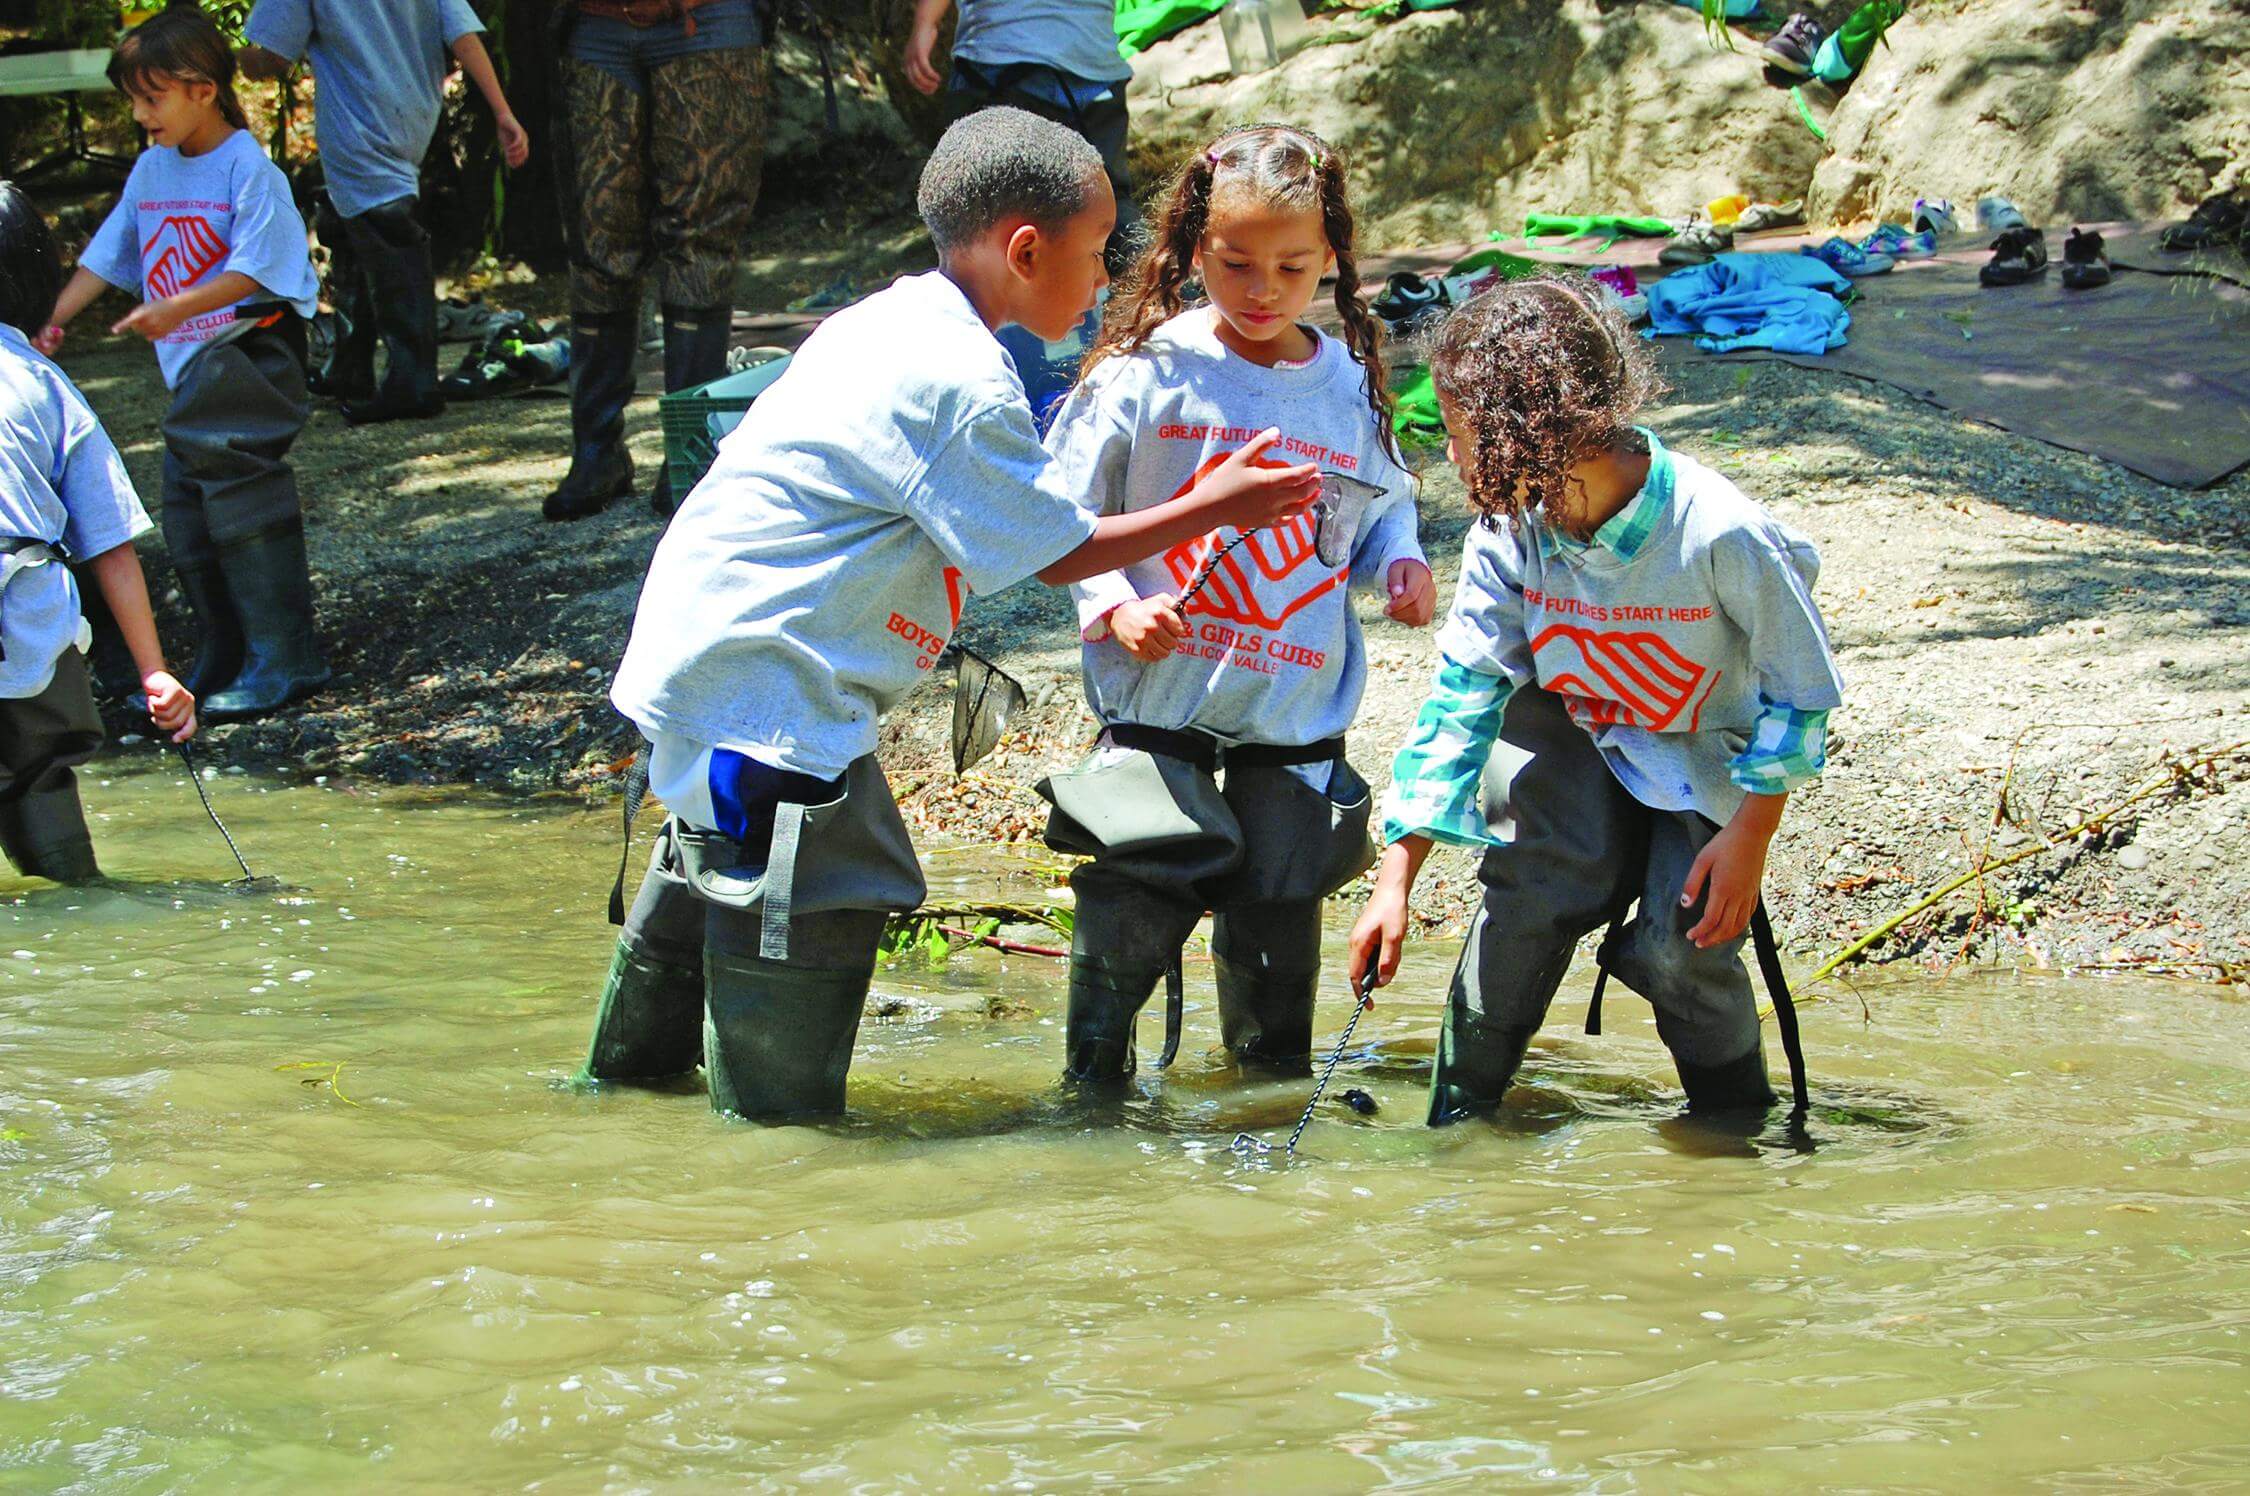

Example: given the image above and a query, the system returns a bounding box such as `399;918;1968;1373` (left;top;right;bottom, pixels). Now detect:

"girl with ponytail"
1036;124;1437;1087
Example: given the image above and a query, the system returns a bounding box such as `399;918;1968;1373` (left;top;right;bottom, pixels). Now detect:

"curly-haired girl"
1037;124;1435;1083
1347;275;1845;1122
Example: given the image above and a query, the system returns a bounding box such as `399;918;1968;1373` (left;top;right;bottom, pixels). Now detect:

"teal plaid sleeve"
1380;656;1515;848
1728;697;1831;796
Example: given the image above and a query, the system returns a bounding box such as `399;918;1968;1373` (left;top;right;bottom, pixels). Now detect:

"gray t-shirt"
244;0;484;219
1436;437;1844;821
1046;309;1424;748
954;0;1131;83
0;326;151;699
610;272;1099;778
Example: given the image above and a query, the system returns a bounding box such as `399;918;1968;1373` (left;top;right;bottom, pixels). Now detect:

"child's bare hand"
1680;820;1769;947
495;112;530;168
142;671;196;744
1200;428;1320;532
1111;595;1187;660
33;324;65;357
1346;886;1408;996
1384;558;1436;625
113;298;187;342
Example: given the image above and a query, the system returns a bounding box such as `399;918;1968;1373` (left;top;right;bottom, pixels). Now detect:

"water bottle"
1221;0;1278;75
1266;0;1313;57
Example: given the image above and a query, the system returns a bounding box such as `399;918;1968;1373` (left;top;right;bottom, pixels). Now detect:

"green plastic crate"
658;352;792;504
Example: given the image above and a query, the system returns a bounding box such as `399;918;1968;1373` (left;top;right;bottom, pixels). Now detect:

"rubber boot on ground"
702;910;888;1120
340;201;445;426
0;779;99;883
542;308;639;522
175;561;244;700
582;939;705;1083
200;527;330;723
649;304;732;519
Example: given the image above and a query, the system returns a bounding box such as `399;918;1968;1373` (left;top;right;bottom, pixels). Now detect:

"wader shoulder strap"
1750;900;1812;1114
1584;910;1628;1036
759;803;803;959
1157;956;1184;1068
608;750;650;925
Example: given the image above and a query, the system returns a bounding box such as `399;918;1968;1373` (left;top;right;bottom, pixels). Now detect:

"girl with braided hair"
1036;125;1437;1085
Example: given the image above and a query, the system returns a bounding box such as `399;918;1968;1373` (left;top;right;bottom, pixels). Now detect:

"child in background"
1039;125;1436;1083
39;7;326;726
0;183;197;882
1347;276;1844;1121
241;0;530;425
589;108;1321;1121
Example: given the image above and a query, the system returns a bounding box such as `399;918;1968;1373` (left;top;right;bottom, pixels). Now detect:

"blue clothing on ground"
0;325;153;700
243;0;484;219
568;0;762;90
78;130;320;390
1644;251;1852;357
954;0;1132;84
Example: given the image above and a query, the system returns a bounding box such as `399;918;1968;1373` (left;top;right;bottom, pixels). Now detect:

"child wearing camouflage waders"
1347;276;1844;1120
39;9;326;727
1038;126;1437;1083
0;183;198;882
590;108;1322;1121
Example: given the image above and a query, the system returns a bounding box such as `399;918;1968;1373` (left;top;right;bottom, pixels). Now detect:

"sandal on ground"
2158;192;2247;253
1979;225;2049;286
2060;226;2112;290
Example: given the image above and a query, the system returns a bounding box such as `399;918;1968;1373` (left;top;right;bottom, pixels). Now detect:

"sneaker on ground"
1861;223;1937;258
1659;218;1734;266
1802;236;1897;277
2060;226;2112;290
1913;196;1957;235
1734;199;1806;234
1976;196;2029;233
1978;225;2049;287
2158;192;2248;253
1763;13;1823;74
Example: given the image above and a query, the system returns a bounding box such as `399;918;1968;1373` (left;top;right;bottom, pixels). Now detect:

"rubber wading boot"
542;309;640;522
174;561;243;700
200;528;330;723
0;783;100;882
1062;881;1200;1083
582;939;705;1083
1677;1049;1777;1115
340;219;445;426
1426;1022;1541;1126
309;308;376;403
649;304;733;519
1214;958;1319;1073
704;946;883;1121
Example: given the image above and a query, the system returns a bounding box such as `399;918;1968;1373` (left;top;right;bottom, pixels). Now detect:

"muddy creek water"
4;754;2248;1490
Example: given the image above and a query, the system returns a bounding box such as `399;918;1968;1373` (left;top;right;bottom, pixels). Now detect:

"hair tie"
1204;147;1223;168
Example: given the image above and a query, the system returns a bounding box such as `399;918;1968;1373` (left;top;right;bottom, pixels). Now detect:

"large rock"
1808;0;2250;228
1124;1;1831;248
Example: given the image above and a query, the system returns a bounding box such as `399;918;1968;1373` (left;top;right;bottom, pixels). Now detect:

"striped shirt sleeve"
1727;697;1830;796
1379;656;1514;848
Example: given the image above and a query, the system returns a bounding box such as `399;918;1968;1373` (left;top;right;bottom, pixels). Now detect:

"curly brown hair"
1430;274;1665;533
1080;124;1400;462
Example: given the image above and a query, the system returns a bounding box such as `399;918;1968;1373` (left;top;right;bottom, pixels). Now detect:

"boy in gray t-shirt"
586;108;1323;1123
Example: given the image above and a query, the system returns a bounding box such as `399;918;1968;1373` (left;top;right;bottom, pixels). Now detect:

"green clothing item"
1391;365;1444;443
1522;213;1676;249
1114;0;1222;54
1812;0;1905;82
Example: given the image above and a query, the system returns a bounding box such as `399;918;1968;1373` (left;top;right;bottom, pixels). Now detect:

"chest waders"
585;752;925;1118
1426;686;1803;1126
0;540;103;882
1037;725;1374;1084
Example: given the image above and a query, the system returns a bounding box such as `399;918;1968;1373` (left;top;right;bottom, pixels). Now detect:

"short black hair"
0;182;62;336
917;106;1106;254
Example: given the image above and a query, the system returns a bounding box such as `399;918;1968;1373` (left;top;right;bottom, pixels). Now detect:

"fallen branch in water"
936;923;1067;959
1791;738;2248;1001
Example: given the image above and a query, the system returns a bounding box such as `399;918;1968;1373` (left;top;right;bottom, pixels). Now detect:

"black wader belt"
1750;900;1812;1115
1106;722;1344;774
1585;897;1811;1115
608;748;651;925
